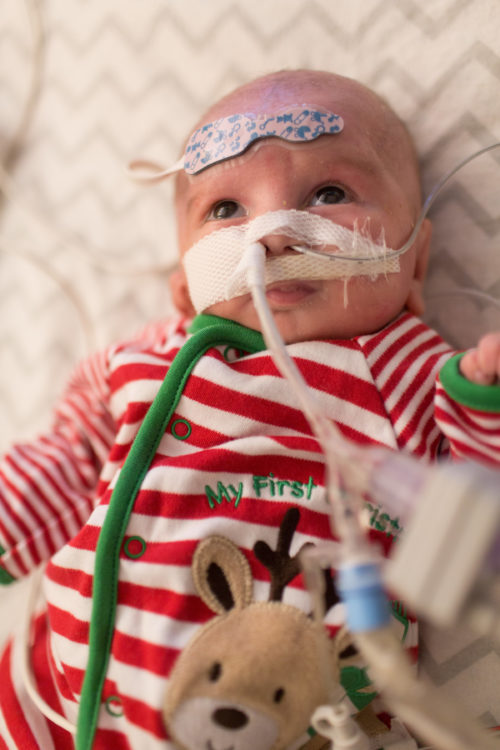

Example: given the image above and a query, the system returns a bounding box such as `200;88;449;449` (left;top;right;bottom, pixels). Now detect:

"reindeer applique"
163;508;356;750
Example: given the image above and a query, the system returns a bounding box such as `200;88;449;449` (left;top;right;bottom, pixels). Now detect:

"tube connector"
337;560;391;633
384;461;500;628
311;703;369;750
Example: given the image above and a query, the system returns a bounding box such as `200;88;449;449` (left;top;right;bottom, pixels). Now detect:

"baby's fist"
460;332;500;385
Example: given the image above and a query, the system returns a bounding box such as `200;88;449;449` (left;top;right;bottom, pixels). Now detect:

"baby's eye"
310;185;348;206
207;200;245;221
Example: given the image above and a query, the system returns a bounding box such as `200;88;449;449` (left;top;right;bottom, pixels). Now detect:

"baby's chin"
204;282;402;343
205;285;328;340
203;301;339;343
204;296;310;343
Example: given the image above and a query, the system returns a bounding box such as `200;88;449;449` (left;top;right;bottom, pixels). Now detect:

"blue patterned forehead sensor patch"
183;106;344;175
128;106;344;181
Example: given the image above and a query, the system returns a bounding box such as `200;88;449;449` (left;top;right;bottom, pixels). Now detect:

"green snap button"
223;345;245;362
123;536;146;559
105;695;123;717
171;418;192;441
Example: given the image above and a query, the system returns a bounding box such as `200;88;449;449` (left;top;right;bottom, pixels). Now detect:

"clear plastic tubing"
293;142;500;262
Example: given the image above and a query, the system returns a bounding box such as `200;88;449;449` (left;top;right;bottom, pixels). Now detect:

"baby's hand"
460;332;500;385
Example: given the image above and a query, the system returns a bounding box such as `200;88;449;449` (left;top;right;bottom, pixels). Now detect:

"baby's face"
175;76;429;342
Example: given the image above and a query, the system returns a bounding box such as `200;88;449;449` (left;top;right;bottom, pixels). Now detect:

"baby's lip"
265;280;318;307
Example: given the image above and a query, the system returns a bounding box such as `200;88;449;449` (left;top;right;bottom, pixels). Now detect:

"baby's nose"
259;233;298;256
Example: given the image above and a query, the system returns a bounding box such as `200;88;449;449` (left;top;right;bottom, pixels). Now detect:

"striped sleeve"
435;355;500;465
0;349;116;581
358;313;453;459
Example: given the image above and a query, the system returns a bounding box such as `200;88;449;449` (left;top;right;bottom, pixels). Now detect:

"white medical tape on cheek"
183;209;401;313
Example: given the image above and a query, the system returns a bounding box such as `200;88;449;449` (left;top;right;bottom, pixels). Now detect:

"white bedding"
1;0;499;729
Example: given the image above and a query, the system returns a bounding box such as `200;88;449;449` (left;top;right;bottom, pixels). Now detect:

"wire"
3;4;500;745
0;161;176;278
0;0;174;356
355;628;500;750
246;241;371;555
426;287;500;311
245;238;500;750
0;0;174;327
20;567;77;735
292;142;500;264
0;0;44;212
0;0;98;353
0;238;97;352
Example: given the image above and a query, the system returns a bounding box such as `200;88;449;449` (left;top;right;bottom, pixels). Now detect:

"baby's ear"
169;267;196;317
405;217;431;317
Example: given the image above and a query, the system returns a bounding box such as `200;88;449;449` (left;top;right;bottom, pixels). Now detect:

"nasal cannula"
244;142;500;750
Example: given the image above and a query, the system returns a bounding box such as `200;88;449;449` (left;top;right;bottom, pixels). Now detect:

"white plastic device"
384;461;500;629
246;241;500;750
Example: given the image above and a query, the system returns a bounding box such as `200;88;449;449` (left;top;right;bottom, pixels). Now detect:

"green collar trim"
76;318;265;750
440;353;500;413
188;313;265;347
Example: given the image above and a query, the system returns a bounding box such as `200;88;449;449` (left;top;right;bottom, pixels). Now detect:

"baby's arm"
0;349;115;582
459;332;500;385
436;331;500;465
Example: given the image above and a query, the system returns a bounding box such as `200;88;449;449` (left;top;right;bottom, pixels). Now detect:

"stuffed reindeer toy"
163;508;365;750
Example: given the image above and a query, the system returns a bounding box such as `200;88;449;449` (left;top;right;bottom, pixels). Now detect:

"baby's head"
170;69;431;343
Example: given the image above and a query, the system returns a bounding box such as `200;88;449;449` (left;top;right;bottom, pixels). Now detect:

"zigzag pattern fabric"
0;0;499;733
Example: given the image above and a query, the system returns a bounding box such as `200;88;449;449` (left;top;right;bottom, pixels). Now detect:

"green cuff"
0;568;15;585
0;546;15;585
440;353;500;413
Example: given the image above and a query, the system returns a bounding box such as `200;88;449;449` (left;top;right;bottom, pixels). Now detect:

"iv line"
244;241;371;555
245;239;500;750
292;141;500;262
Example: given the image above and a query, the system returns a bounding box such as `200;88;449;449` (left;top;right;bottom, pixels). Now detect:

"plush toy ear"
192;536;254;615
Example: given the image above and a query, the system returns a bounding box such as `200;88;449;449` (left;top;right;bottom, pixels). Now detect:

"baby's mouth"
265;280;318;307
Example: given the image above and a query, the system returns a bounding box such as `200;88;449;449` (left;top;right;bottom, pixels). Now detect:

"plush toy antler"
163;508;348;750
254;507;340;612
253;507;308;601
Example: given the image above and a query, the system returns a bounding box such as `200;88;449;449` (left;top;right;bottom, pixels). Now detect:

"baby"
0;69;499;750
168;70;500;383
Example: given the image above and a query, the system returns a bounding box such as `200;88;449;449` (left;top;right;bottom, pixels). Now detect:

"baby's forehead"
132;77;419;205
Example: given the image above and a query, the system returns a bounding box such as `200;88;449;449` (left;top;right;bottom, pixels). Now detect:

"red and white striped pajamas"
0;311;498;749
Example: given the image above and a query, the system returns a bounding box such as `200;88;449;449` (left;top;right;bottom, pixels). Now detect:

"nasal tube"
293;141;500;263
243;175;500;748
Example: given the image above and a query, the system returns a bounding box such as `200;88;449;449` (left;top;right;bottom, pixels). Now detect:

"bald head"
180;69;422;216
172;68;432;338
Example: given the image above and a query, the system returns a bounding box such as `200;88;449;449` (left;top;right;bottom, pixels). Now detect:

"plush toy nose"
212;707;249;730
